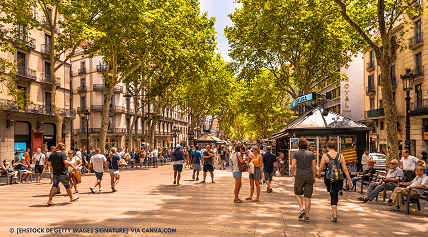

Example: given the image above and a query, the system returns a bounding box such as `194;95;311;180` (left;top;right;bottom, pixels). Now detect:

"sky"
199;0;242;62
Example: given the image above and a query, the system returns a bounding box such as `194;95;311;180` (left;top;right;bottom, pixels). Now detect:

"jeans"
52;174;70;189
346;177;362;190
365;182;398;201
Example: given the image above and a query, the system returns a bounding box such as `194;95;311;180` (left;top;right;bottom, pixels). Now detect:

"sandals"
70;196;80;202
234;199;243;203
46;202;55;207
252;198;260;202
245;197;253;200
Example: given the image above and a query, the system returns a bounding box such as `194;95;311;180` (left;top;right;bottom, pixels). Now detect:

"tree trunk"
99;86;114;151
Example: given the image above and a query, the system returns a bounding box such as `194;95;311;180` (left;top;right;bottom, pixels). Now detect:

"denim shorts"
95;171;103;181
173;164;183;172
53;174;70;189
233;171;242;178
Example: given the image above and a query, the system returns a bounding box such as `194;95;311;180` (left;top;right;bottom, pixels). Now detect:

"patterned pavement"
0;163;427;237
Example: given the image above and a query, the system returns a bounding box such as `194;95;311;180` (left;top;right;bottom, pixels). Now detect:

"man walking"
202;145;215;183
108;147;122;192
192;146;203;181
291;138;316;222
263;146;277;193
90;148;109;193
153;147;159;168
46;143;79;206
172;144;185;186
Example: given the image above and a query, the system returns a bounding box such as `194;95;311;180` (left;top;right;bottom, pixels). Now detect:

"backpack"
192;150;199;164
325;153;343;181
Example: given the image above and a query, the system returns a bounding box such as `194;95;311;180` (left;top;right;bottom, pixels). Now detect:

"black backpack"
325;153;343;181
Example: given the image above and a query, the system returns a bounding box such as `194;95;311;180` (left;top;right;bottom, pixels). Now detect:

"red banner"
33;133;43;152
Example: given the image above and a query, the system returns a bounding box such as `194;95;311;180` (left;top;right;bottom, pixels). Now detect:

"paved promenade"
1;163;427;237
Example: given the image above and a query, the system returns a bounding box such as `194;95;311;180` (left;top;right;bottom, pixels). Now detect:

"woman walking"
231;144;245;203
317;141;352;222
67;150;82;193
246;146;263;202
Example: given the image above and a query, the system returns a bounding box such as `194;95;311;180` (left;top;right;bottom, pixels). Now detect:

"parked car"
369;153;387;169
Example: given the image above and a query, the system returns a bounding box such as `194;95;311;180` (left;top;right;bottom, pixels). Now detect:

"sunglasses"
390;163;398;165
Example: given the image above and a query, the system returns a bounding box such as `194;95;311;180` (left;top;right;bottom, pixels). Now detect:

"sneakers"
99;188;104;192
196;177;199;181
304;217;310;222
176;183;180;186
298;209;306;218
390;206;400;212
90;187;95;194
381;201;392;206
192;174;195;180
173;180;176;185
111;186;117;192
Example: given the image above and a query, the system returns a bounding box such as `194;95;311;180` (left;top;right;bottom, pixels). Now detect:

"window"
109;116;113;129
45;92;51;113
369;50;374;67
391;65;396;85
81;61;85;70
379;100;384;109
16;26;27;41
17;52;26;73
380;121;384;130
370;98;375;110
44;61;51;78
416;84;423;108
45;34;51;46
81;96;86;109
81;78;86;88
368;74;375;90
17;86;27;111
415;20;422;40
415;53;423;75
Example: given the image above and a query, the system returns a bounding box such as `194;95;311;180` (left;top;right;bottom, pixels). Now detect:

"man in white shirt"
153;147;159;168
400;149;420;182
361;148;371;171
89;148;109;193
33;148;45;183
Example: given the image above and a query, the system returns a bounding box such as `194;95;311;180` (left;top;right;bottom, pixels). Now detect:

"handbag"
275;170;281;177
248;162;255;174
72;171;82;184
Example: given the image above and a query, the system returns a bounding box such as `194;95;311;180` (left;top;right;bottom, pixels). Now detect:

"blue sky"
199;0;242;62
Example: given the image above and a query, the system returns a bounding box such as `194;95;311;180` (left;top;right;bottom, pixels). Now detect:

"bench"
355;171;378;194
406;187;428;214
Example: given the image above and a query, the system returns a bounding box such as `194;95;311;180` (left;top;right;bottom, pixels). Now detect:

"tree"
225;0;360;99
331;0;422;163
0;0;101;144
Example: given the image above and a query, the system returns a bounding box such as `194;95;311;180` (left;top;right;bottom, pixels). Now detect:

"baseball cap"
176;144;181;148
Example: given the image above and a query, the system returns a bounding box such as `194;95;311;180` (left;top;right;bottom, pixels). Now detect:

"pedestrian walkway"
0;164;427;236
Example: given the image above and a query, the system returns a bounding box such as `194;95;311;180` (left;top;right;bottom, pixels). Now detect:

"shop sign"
43;135;54;141
291;92;316;109
344;138;353;143
424;132;428;140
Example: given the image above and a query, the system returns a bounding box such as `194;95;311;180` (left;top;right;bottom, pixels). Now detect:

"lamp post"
84;110;91;151
401;68;415;154
172;125;179;147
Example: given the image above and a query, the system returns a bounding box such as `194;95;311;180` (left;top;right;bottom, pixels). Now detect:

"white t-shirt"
34;153;45;166
153;149;158;157
401;156;419;171
90;154;107;173
68;156;81;172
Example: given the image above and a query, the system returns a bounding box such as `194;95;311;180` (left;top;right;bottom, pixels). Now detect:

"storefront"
269;107;371;173
42;123;56;151
14;121;31;159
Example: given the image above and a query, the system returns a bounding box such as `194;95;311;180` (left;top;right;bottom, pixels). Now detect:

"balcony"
72;128;86;135
41;44;51;56
155;131;171;136
89;128;127;134
111;106;125;113
409;32;423;50
16;66;37;80
12;34;36;50
77;107;87;113
366;108;385;118
77;86;87;93
366;61;375;71
40;74;59;85
78;68;86;75
366;85;376;96
414;65;424;78
0;99;75;118
410;99;428;116
96;64;107;72
126;107;135;114
90;105;103;112
93;84;106;91
113;85;123;93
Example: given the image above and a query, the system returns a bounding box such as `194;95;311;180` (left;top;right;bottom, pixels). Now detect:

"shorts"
52;174;70;189
95;171;103;181
249;167;262;181
135;158;140;163
294;174;315;198
35;165;44;174
220;159;226;165
173;164;183;172
264;171;274;181
153;157;157;163
193;164;202;171
109;169;120;177
203;164;214;172
233;171;242;178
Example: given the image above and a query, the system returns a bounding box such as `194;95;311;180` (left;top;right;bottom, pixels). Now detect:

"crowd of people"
1;139;427;219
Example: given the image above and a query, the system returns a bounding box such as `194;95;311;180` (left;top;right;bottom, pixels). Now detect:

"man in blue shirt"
108;147;122;192
172;144;185;186
192;146;203;181
263;146;278;193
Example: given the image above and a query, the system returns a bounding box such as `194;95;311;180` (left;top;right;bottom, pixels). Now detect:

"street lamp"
84;110;91;151
172;125;179;147
401;68;415;154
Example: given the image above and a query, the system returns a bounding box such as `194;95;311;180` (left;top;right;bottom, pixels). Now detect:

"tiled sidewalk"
0;164;427;236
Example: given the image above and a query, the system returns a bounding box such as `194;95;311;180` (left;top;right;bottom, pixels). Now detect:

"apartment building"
70;52;191;150
0;8;74;163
